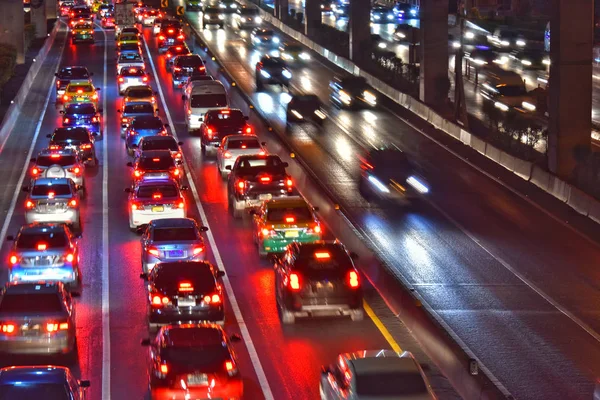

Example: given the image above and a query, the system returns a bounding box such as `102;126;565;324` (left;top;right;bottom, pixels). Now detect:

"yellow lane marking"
363;299;403;353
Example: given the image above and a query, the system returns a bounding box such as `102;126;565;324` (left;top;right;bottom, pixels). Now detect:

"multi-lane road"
3;6;600;399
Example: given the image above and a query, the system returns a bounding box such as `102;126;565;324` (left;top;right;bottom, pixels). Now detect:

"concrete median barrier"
529;165;552;192
513;158;533;180
499;151;516;172
484;144;501;163
567;187;593;217
460;129;471;146
548;176;571;203
471;135;487;155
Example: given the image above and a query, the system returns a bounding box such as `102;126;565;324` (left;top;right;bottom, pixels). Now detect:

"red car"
101;14;115;29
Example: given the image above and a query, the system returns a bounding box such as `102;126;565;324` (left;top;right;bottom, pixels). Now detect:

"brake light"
236;180;246;193
77;89;83;94
172;168;180;176
31;167;39;176
37;243;47;251
49;145;61;150
81;143;92;149
148;247;160;257
142;76;148;82
289;273;301;290
166;53;172;58
9;255;18;265
151;96;156;103
68;199;78;208
168;29;174;33
65;253;74;263
174;152;182;159
205;294;221;304
260;176;271;183
153;193;162;199
134;169;142;178
160;364;169;374
46;322;69;332
122;118;128;123
92;116;98;123
63;95;70;101
131;202;144;211
151;294;170;306
118;77;124;82
48;192;55;199
159;35;165;40
192;246;204;255
56;80;61;86
314;225;321;233
259;150;266;156
223;151;232;159
50;154;61;159
348;271;360;288
178;281;194;292
92;93;98;100
25;200;35;209
225;360;237;376
64;117;70;123
285;216;295;223
286;178;293;187
174;67;181;72
177;34;185;40
198;66;205;71
175;200;185;209
315;252;330;259
245;126;252;134
68;166;81;175
1;324;16;334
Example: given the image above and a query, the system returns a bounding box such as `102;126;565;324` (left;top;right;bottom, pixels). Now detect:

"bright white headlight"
368;176;390;193
218;14;225;19
522;101;536;111
299;52;310;60
406;176;428;194
272;36;280;43
494;102;509;112
255;16;262;23
282;69;292;79
260;70;271;79
516;39;526;47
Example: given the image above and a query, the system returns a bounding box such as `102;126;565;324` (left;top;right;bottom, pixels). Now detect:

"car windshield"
16;232;68;249
295;247;353;279
355;371;428;396
139;156;173;170
256;29;274;36
122;69;145;77
127;88;153;98
227;138;260;149
153;264;216;292
36;155;77;167
496;84;527;97
0;293;63;313
164;346;230;371
153;227;198;241
137;184;179;198
190;94;227;108
0;383;70;400
132;118;163;129
210;111;245;127
31;183;72;197
65;104;95;115
141;138;178;151
236;156;285;172
52;129;89;141
68;85;92;93
285;45;303;52
262;58;285;67
266;205;313;223
124;103;153;114
58;68;89;79
240;8;258;15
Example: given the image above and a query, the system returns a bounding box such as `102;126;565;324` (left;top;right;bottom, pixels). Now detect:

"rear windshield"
227;138;260;149
240;8;259;15
68;85;92;93
294;247;353;279
31;184;72;197
256;29;274;36
266;206;312;223
122;69;146;77
132;118;163;129
36;155;77;167
496;85;527;97
119;34;138;41
164;347;230;371
118;43;139;51
141;138;179;151
236;156;285;171
127;88;153;98
65;104;95;115
58;68;89;79
204;7;220;12
177;57;203;67
209;111;245;126
52;129;89;142
153;264;215;292
0;383;70;400
341;77;367;89
16;232;68;249
355;371;427;396
137;184;179;198
191;94;227;108
153;227;198;241
120;53;142;61
0;294;63;313
139;156;174;170
124;103;153;114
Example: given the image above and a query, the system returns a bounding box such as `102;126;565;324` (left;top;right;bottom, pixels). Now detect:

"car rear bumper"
143;253;206;272
149;307;225;325
25;209;79;225
130;208;186;228
0;334;73;355
151;380;243;400
261;234;321;253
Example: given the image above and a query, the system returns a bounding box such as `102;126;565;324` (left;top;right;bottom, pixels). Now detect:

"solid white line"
142;36;275;400
0;22;67;248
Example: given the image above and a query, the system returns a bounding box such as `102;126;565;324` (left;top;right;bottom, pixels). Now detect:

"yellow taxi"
122;85;157;111
62;81;100;108
117;33;141;47
71;21;94;44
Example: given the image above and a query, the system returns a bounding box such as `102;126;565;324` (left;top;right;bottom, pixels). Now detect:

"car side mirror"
79;380;91;388
59;110;65;114
141;338;151;346
225;165;232;171
6;235;14;241
349;251;359;261
126;162;133;167
282;162;289;168
199;226;209;232
217;270;225;278
124;188;132;193
244;115;249;120
181;95;187;100
22;187;29;192
230;333;242;342
140;273;148;280
181;185;189;191
54;73;59;77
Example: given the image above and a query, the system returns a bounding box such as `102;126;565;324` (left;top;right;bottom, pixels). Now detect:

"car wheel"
350;308;364;321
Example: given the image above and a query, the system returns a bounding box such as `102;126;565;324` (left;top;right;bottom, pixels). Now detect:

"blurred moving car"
0;365;90;399
233;6;262;29
329;76;377;108
255;56;292;91
286;94;327;126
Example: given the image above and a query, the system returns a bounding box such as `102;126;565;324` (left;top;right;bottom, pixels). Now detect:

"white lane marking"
96;23;111;400
0;22;67;247
142;36;275;400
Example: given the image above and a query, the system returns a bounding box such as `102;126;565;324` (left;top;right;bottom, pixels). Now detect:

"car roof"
0;366;68;384
150;218;197;229
19;223;68;235
163;323;225;347
345;351;422;375
265;196;309;209
32;177;72;186
5;281;63;294
53;126;90;135
190;80;225;93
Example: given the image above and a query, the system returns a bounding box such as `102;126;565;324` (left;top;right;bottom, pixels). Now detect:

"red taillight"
261;228;275;237
131;202;144;211
37;243;47;251
314;225;321;233
68;166;81;175
168;29;174;33
166;53;172;58
225;360;237;376
259;176;271;183
236;180;246;192
245;126;252;134
148;247;160;257
68;199;78;208
174;67;181;72
63;95;70;101
258;150;266;156
31;167;39;176
160;363;169;374
192;246;204;255
122;118;128;123
151;294;170;307
198;66;205;71
65;253;74;263
92;93;98;100
177;34;185;40
64;117;70;123
203;293;222;304
134;169;142;178
348;271;360;288
285;216;295;223
81;143;92;149
118;77;124;82
223;151;232;159
25;200;35;209
289;273;301;291
178;281;194;292
286;178;293;187
172;168;180;176
1;324;16;334
46;321;69;333
153;193;162;199
92;116;98;123
177;200;184;209
159;35;165;40
9;255;18;265
142;76;148;82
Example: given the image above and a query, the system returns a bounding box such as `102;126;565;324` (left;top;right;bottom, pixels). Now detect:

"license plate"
34;259;51;266
167;39;174;44
284;230;299;238
152;206;164;212
178;299;195;307
187;373;208;386
168;249;184;257
131;79;140;84
76;97;85;101
259;194;272;200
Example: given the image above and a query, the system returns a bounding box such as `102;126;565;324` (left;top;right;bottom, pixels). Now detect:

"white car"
216;134;266;178
126;178;187;230
182;75;214;97
153;18;164;35
117;52;145;73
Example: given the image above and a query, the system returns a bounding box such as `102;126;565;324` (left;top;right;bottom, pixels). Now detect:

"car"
24;178;82;230
250;27;279;47
117;42;142;56
509;49;550;70
465;47;505;68
183;80;229;130
218;0;238;11
286;94;327;126
393;1;419;18
59;103;102;136
116;51;145;73
255;56;292;91
7;223;83;295
117;67;150;94
98;3;113;17
122;85;158;111
182;73;214;96
216;134;266;178
29;149;86;191
141;261;225;326
252;196;322;257
158;26;185;53
370;5;395;23
71;21;94;44
116;32;141;47
140;218;208;273
172;55;206;88
0;365;90;399
164;44;191;70
233;6;262;29
126;178;187;230
332;4;349;20
274;241;363;323
68;16;91;29
133;135;184;163
60;1;74;16
480;69;534;113
152;17;165;35
329;76;376;108
101;13;115;28
118;101;157;136
186;0;203;11
69;5;92;20
125;116;169;155
199;108;251;154
392;24;418;43
202;6;225;29
227;154;294;218
116;25;140;38
127;149;182;183
141;324;243;399
62;81;100;108
140;9;161;26
489;28;527;49
0;282;77;356
358;146;429;203
47;126;97;167
278;42;310;63
55;66;92;98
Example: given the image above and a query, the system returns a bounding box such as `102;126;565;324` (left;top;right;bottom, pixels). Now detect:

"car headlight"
260;69;271;78
452;41;461;48
542;59;550;66
290;109;303;119
465;31;475;40
219;3;226;7
272;36;280;43
395;32;406;39
314;109;327;119
522;101;536;112
282;69;292;79
373;15;380;20
218;14;225;19
230;3;237;7
494;101;509;112
205;14;210;19
339;90;352;104
500;40;510;46
378;42;387;49
410;8;417;15
521;59;532;66
406;176;429;194
281;52;292;60
299;52;310;60
516;39;526;47
368;175;390;193
255;16;262;23
363;90;377;105
387;14;393;19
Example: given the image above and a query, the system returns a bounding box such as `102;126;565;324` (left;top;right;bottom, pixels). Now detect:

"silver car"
320;350;437;400
118;67;150;95
7;223;83;295
24;178;82;231
29;149;86;191
116;52;145;74
140;218;209;273
216;134;266;178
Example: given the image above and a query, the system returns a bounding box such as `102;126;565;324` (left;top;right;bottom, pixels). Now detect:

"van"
182;80;229;131
480;69;535;113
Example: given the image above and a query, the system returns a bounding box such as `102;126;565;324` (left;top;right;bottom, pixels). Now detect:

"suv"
23;178;82;231
274;241;363;323
199;109;251;154
29;149;86;193
47;126;98;167
226;154;294;218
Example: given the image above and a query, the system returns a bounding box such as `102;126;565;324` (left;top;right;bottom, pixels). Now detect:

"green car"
252;196;322;257
186;0;203;11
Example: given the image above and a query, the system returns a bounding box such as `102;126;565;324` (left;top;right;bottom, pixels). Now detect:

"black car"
60;103;102;135
226;154;294;218
199;109;250;153
140;261;226;327
158;26;185;53
465;47;502;69
274;241;363;324
47;127;98;167
255;56;292;91
358;146;429;203
55;66;92;98
165;43;191;70
329;75;377;108
0;366;90;399
510;49;550;70
118;101;157;137
141;324;242;399
286;94;327;126
172;55;206;88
